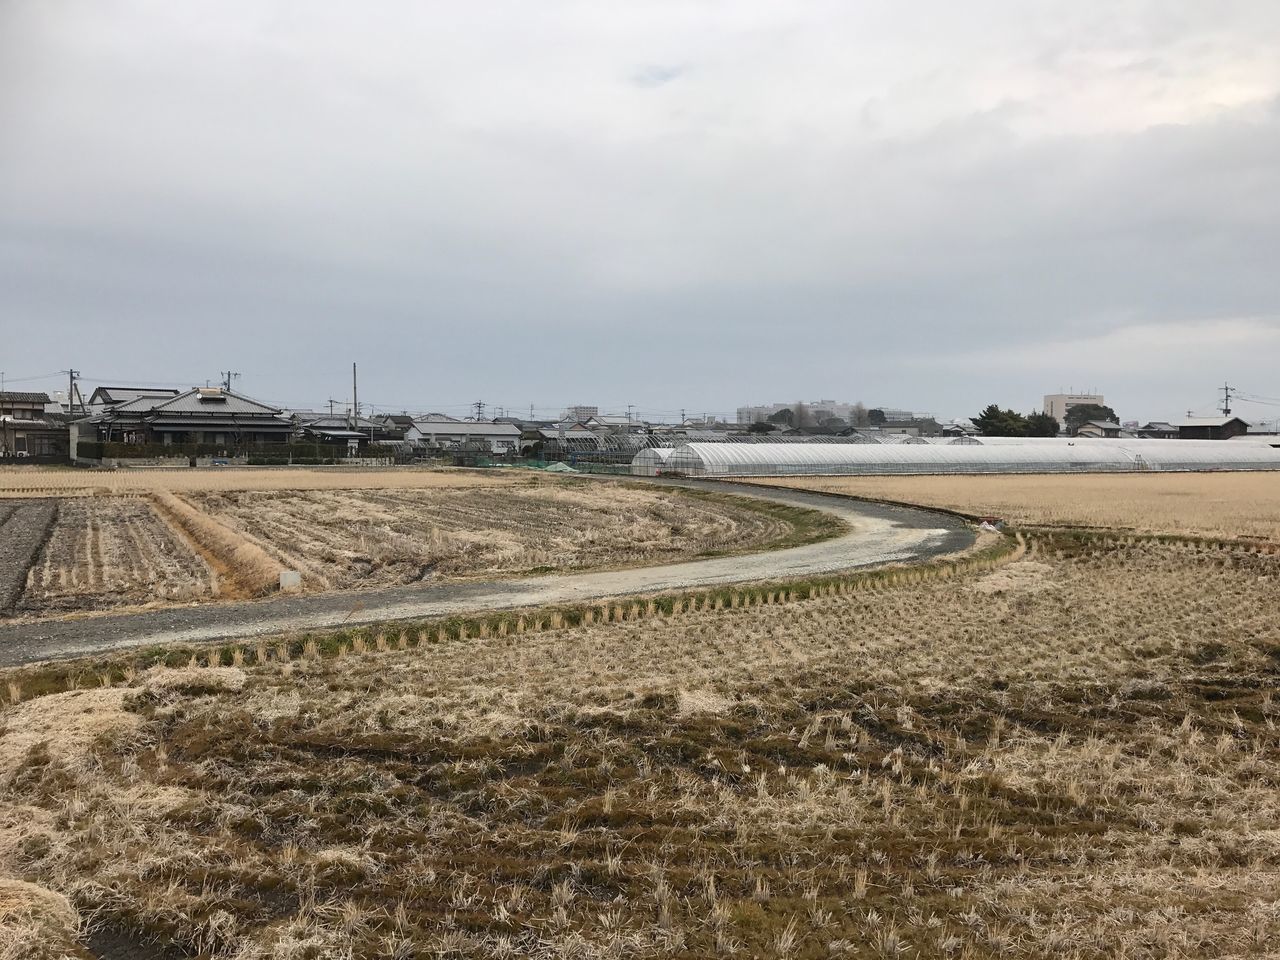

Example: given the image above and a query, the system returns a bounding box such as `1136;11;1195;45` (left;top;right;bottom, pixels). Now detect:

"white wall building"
1043;393;1105;423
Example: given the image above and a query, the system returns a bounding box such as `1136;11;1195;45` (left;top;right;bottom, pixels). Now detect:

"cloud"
1;1;1278;417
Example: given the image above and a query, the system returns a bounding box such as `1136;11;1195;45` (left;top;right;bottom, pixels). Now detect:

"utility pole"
327;399;337;417
473;400;486;420
1221;381;1234;417
220;371;240;392
351;363;358;426
67;369;80;415
627;404;634;425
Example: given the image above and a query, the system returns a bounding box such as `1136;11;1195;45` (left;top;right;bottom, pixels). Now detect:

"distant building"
737;400;866;426
83;387;294;446
87;386;180;414
0;392;70;459
1075;420;1125;439
563;405;599;421
1137;421;1178;439
405;418;521;454
1043;393;1105;424
1174;416;1250;441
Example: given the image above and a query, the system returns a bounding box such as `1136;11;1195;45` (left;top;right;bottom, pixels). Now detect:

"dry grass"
1;525;1276;957
151;491;284;598
2;474;821;616
187;482;798;588
747;472;1280;541
0;466;525;497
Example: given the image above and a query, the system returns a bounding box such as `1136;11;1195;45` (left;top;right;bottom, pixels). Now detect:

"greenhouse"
641;439;1280;478
629;447;674;476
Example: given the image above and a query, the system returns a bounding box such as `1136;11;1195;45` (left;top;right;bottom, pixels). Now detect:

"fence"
77;440;407;464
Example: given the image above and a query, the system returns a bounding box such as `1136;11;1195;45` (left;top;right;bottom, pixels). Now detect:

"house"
1174;416;1251;441
1075;420;1125;439
405;418;522;454
84;387;294;446
0;392;70;459
1137;421;1178;439
87;386;180;414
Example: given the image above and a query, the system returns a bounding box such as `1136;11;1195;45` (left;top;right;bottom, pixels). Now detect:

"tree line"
972;402;1117;437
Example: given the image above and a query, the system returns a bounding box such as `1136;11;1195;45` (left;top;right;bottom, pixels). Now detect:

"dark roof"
150;388;283;416
0;392;52;404
1174;416;1251;428
88;386;180;405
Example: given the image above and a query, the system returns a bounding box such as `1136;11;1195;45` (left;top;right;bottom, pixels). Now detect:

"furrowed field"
0;473;1277;958
0;471;818;618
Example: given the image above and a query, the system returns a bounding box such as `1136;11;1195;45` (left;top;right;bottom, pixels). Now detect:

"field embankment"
149;492;284;598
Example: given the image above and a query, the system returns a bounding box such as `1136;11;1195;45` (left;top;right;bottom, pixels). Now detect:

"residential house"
1175;416;1251;440
87;386;180;415
1136;421;1178;439
1075;420;1125;439
84;387;293;446
0;392;70;459
405;418;522;454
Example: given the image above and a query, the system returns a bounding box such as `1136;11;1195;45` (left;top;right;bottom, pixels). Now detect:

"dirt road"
0;481;973;665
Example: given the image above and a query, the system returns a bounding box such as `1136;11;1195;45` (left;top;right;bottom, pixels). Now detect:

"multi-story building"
1043;392;1105;423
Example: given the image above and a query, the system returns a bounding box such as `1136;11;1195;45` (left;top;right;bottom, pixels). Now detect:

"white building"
405;418;521;454
1043;393;1105;423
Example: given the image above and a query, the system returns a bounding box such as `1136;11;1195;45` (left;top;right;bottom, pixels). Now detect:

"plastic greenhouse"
640;439;1280;477
630;447;674;476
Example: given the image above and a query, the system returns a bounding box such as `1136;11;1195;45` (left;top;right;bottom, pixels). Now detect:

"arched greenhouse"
637;439;1280;477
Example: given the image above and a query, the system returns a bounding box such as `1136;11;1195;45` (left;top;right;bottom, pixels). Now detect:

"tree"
793;402;813;429
972;404;1030;437
1026;411;1059;437
1064;403;1118;436
850;402;869;427
747;421;777;434
767;408;794;426
868;408;886;426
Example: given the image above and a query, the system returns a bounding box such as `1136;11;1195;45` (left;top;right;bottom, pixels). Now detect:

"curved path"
0;480;973;666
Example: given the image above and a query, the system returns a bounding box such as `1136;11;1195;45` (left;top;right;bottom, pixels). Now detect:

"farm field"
0;466;526;497
187;483;803;588
0;482;1277;957
747;472;1280;541
0;473;834;619
17;497;215;616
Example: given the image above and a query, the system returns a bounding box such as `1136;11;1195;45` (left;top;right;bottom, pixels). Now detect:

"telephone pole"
351;363;358;426
220;371;240;392
473;400;486;420
1220;381;1234;417
67;369;80;414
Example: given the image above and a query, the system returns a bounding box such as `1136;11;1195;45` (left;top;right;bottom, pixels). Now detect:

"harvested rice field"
0;466;524;497
187;482;804;588
0;475;831;620
16;498;215;616
1;509;1277;957
746;472;1280;541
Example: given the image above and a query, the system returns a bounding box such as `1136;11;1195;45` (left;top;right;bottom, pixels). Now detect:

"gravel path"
0;481;973;666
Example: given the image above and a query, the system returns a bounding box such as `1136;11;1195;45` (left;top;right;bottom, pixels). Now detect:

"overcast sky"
3;1;1280;423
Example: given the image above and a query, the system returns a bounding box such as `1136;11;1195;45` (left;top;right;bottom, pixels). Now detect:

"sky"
3;1;1280;424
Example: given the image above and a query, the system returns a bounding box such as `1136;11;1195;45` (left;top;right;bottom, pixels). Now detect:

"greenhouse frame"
641;439;1280;477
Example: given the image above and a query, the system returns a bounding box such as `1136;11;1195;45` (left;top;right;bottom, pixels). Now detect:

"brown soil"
16;497;215;615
